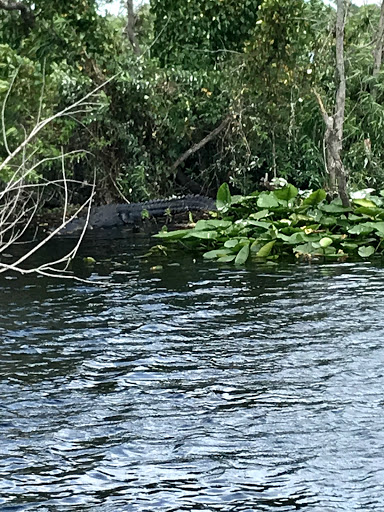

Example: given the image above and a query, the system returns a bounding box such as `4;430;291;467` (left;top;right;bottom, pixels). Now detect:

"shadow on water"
1;235;384;511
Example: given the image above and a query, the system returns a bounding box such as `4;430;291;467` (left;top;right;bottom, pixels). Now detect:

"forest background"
1;0;384;207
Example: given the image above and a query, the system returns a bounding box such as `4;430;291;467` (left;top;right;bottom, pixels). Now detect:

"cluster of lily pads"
154;182;384;264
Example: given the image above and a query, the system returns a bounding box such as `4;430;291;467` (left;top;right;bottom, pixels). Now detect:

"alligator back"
117;195;215;224
59;195;215;235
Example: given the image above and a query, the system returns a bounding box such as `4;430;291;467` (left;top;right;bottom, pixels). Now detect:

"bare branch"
171;115;232;172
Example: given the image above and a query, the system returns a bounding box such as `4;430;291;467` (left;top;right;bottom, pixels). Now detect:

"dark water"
1;236;384;511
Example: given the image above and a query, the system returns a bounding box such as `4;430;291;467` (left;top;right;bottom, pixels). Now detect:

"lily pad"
358;246;375;258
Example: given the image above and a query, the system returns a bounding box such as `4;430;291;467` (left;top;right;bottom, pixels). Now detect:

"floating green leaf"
294;242;315;255
358;246;375;258
348;223;374;235
319;237;333;248
249;210;270;220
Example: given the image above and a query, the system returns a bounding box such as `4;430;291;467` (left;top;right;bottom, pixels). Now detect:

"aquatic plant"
154;182;384;264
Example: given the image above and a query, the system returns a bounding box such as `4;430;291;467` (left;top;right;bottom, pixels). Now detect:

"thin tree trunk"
372;0;384;99
315;0;350;207
125;0;141;56
333;0;349;206
0;0;34;30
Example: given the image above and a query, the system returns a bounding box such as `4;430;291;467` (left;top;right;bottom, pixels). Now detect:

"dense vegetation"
155;182;384;264
1;0;384;203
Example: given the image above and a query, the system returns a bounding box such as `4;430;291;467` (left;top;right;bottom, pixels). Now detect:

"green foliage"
155;183;384;264
1;0;384;206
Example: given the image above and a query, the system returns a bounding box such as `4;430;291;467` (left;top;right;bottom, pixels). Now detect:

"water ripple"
1;259;384;510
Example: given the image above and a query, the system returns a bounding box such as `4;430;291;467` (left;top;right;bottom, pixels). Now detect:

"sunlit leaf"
224;239;240;248
257;192;279;209
319;237;333;248
218;254;237;262
358;246;375;258
348;223;374;235
235;243;250;264
353;198;378;208
302;189;326;205
256;240;275;258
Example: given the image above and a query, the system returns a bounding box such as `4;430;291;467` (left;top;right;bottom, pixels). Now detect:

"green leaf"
353;198;378;208
224;239;240;248
358;246;375;258
194;219;232;230
341;242;358;250
348;223;375;235
256;240;275;258
273;184;298;201
302;189;327;205
369;222;384;235
235;243;250;264
320;201;350;213
5;127;17;137
257;192;279;209
154;229;191;239
294;242;315;255
244;220;272;229
320;216;337;226
354;207;384;218
319;237;333;248
187;230;218;240
205;220;233;229
249;209;269;220
203;249;232;259
0;80;9;93
216;183;231;211
218;254;237;263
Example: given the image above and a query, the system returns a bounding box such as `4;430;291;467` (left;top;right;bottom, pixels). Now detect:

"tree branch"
171;115;232;173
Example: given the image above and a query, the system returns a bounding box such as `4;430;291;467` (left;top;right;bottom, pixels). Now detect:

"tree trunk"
372;0;384;99
0;1;34;31
125;0;141;56
315;0;350;207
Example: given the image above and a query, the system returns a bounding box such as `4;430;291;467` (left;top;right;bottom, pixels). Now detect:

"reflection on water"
1;239;384;511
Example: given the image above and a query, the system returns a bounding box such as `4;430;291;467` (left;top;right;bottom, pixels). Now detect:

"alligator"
59;195;216;235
